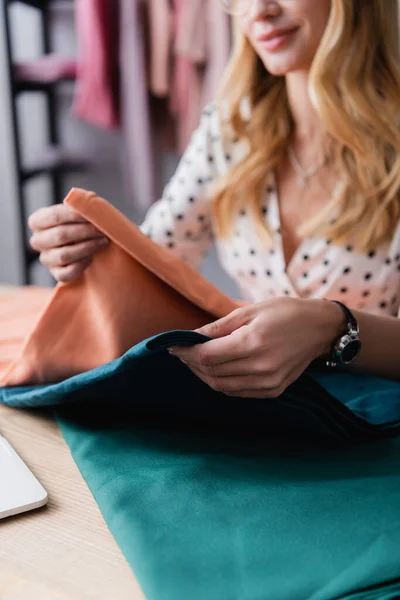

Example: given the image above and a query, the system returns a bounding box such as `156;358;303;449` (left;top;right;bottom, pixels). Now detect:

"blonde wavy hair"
213;0;400;252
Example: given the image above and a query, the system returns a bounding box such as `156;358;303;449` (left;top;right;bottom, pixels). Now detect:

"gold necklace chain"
288;146;326;189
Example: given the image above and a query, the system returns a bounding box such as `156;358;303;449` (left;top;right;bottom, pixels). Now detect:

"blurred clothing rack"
2;0;85;284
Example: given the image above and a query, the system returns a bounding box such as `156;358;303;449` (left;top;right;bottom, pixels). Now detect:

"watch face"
341;339;362;364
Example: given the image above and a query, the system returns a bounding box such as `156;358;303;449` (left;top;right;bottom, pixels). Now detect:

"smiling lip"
257;27;299;51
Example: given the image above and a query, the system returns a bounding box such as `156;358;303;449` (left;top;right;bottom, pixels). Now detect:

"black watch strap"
330;300;359;334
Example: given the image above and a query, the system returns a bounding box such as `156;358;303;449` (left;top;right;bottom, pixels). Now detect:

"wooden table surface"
0;286;145;600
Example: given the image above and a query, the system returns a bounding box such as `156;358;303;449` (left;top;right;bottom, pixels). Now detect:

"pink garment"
72;0;231;207
148;0;172;98
170;56;202;154
119;0;156;210
14;55;77;83
73;0;119;129
202;0;232;106
170;0;232;153
175;0;206;64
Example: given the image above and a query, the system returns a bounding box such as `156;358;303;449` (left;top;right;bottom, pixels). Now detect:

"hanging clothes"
119;0;156;211
148;0;172;98
73;0;120;129
73;0;232;209
170;0;231;153
202;0;232;107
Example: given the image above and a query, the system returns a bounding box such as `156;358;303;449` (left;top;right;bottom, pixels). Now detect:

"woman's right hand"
29;205;109;283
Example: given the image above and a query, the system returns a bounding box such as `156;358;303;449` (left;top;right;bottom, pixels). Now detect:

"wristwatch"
326;300;362;367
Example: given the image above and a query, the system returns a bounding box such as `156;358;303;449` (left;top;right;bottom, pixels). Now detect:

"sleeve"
139;105;219;270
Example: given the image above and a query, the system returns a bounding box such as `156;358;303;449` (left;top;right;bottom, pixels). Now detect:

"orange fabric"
0;287;53;381
0;188;240;387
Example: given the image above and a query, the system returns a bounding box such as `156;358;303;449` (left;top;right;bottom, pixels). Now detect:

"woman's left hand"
169;297;345;399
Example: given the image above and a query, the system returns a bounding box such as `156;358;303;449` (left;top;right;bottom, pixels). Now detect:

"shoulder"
197;101;248;175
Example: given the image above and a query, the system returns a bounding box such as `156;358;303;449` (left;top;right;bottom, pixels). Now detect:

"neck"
285;70;323;144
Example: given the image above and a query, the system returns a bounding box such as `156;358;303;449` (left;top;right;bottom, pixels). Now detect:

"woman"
29;0;400;398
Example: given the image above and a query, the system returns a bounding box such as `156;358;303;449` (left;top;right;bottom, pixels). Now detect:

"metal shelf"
21;146;89;182
13;56;77;94
25;246;39;265
3;0;86;285
8;0;45;9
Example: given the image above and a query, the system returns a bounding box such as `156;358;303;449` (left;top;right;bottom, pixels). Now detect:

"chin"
263;61;297;76
255;41;311;76
260;56;303;76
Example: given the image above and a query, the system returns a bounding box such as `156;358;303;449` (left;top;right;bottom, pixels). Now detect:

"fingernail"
99;237;109;245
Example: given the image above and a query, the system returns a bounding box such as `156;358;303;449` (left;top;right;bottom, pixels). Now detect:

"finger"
223;377;290;399
170;326;251;366
50;257;92;283
28;205;88;232
186;361;287;396
194;305;253;339
30;223;106;252
40;238;109;268
188;355;272;378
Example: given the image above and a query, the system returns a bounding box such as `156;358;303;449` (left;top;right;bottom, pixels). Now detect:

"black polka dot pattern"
137;103;400;316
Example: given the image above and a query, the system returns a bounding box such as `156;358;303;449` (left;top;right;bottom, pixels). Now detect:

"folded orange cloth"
0;188;240;387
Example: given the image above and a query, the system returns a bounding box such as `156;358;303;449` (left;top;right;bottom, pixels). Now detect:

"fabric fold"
0;188;239;386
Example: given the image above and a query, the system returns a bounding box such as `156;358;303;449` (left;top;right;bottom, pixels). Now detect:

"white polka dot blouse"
140;104;400;317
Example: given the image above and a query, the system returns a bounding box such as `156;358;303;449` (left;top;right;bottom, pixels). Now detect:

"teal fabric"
2;330;400;443
57;405;400;600
2;330;400;599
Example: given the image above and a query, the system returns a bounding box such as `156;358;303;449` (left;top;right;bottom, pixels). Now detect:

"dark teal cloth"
2;330;400;599
2;330;400;443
